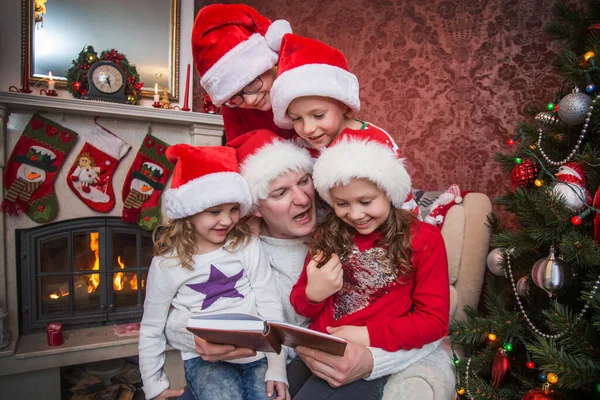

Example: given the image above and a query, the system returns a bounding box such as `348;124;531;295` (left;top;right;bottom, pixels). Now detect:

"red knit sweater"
221;107;295;143
290;221;450;352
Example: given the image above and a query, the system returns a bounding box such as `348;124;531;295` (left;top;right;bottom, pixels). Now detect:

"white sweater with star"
164;235;440;383
139;238;286;399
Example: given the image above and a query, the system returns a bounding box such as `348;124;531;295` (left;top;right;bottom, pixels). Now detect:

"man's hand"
305;252;343;303
154;388;185;399
295;341;374;387
266;380;290;400
193;335;256;362
327;325;370;347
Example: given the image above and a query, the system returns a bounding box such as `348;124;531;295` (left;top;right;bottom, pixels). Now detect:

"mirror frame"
21;0;180;100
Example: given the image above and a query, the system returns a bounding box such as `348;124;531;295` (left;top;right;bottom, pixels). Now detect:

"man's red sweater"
290;221;450;352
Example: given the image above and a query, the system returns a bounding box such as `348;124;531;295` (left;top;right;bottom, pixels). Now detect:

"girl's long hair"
153;215;254;270
309;205;416;279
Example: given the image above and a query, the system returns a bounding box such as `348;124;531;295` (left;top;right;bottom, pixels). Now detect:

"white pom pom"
265;20;292;52
454;195;463;204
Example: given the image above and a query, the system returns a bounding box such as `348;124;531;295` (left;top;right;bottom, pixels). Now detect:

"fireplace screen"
19;217;153;333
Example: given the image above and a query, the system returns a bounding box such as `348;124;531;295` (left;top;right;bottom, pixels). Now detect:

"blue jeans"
184;356;270;400
287;356;388;400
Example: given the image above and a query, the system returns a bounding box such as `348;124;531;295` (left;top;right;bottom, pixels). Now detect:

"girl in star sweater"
289;134;450;399
138;144;288;400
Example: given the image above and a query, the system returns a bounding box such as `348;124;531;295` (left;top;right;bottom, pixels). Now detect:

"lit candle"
154;83;160;103
48;71;55;91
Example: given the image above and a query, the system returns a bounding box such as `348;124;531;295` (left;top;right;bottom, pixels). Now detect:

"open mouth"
213;228;230;235
293;209;311;223
353;218;372;227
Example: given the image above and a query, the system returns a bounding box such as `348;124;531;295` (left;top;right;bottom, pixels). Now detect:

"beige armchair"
382;192;492;399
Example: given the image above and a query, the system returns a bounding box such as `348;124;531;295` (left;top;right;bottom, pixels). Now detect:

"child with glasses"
270;34;421;216
192;4;295;143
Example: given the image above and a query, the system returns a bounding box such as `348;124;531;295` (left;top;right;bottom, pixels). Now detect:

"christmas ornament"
547;373;559;384
1;114;78;223
517;276;531;297
67;122;130;213
487;248;506;276
552;162;592;211
522;388;560;400
492;348;511;388
535;112;562;126
557;89;592;125
121;132;173;231
488;332;497;341
511;159;540;190
424;184;462;226
531;246;573;297
203;94;220;114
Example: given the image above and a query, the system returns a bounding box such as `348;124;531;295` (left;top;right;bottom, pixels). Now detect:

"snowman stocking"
122;133;173;231
67;124;130;212
2;113;78;223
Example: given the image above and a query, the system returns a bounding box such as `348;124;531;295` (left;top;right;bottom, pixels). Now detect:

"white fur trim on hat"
312;138;411;209
164;172;252;219
200;34;278;106
271;64;360;129
265;20;292;52
241;140;314;205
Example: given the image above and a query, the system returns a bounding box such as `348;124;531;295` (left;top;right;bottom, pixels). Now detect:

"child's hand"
305;252;343;303
327;325;370;347
154;388;185;399
266;380;290;400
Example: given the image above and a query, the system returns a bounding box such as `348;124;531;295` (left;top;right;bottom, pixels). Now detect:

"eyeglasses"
223;77;264;108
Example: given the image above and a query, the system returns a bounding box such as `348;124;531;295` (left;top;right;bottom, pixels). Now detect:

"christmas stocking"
2;113;78;223
67;124;130;213
122;133;173;231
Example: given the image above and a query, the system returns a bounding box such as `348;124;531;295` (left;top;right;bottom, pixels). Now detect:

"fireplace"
18;217;153;333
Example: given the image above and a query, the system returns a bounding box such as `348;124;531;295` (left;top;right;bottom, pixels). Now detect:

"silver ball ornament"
557;91;592;125
516;276;530;297
531;247;573;297
486;248;506;276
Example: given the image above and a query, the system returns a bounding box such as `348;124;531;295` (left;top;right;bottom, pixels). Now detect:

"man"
165;130;440;393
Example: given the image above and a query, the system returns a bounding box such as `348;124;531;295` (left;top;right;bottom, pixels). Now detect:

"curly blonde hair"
308;206;416;279
153;215;254;270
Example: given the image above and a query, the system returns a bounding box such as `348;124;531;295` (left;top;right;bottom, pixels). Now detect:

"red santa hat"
164;144;252;219
192;4;292;106
228;130;314;206
312;130;411;209
271;34;360;129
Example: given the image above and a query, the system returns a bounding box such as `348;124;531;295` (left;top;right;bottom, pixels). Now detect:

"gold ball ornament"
547;373;559;384
488;333;497;341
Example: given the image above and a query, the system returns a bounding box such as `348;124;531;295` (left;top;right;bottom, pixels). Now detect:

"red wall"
193;0;576;202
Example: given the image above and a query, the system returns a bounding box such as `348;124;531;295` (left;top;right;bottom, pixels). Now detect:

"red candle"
182;63;191;111
46;322;63;346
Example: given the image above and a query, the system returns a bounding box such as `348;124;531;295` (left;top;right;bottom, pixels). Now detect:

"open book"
186;313;347;356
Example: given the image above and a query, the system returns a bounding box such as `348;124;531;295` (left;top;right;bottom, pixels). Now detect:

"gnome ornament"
424;184;463;226
552;161;591;211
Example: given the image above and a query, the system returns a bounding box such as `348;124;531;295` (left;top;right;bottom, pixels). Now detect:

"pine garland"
65;45;144;105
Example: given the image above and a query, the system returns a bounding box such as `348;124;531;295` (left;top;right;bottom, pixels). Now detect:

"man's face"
256;170;316;239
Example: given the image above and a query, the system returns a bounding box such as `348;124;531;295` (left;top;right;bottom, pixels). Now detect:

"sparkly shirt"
290;221;450;352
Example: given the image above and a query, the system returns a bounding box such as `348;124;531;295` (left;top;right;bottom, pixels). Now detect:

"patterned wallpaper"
193;0;581;205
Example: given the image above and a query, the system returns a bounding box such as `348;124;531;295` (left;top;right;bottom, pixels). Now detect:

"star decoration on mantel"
187;264;244;310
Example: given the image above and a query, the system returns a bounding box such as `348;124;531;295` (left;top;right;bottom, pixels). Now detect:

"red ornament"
571;215;582;225
492;348;511;388
522;388;560;400
203;94;220;114
526;361;535;369
511;159;540;190
594;187;600;243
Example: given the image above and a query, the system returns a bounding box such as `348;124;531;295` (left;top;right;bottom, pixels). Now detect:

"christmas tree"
449;2;600;399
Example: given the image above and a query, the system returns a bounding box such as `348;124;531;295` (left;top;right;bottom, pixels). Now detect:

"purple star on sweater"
187;264;244;310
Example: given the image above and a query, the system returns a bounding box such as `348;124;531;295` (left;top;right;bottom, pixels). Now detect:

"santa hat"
557;161;586;182
271;34;360;129
192;4;292;106
164;144;251;219
312;131;411;209
228;130;314;205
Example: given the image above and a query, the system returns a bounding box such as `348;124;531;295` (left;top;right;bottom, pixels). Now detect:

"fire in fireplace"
18;217;153;333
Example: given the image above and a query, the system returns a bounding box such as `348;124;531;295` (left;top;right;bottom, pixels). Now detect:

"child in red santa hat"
270;34;420;216
289;132;449;399
192;4;294;143
138;144;288;400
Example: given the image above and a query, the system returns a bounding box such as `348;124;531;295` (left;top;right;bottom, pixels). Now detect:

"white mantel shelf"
0;91;224;129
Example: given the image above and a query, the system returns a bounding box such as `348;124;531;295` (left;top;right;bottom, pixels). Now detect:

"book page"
187;313;266;332
270;321;346;342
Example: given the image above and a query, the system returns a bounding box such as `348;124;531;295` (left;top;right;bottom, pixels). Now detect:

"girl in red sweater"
288;132;450;399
